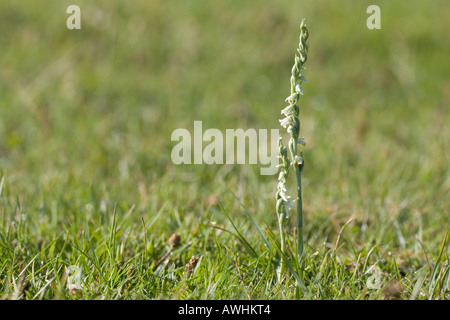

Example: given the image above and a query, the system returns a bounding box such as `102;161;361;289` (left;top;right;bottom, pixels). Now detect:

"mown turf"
0;0;449;299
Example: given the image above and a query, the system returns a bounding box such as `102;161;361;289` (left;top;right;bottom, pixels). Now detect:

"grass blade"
231;191;272;250
265;223;306;293
218;201;258;258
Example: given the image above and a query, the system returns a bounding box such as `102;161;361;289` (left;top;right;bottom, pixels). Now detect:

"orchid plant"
276;19;309;280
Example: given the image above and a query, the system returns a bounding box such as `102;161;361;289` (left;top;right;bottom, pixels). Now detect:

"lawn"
0;0;449;299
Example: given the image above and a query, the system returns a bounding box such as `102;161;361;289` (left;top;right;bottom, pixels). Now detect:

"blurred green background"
0;0;448;299
1;0;448;214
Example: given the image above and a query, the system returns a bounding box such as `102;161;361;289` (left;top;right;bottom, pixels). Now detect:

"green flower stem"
277;19;309;276
296;164;303;260
292;20;308;261
278;210;287;279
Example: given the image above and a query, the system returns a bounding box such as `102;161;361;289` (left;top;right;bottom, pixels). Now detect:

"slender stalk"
277;210;287;279
296;166;303;260
292;20;308;260
277;19;309;273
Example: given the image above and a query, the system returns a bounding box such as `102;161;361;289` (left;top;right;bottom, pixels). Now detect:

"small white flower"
284;199;295;209
278;183;290;194
280;190;291;202
291;155;303;167
295;84;303;95
278;171;286;181
281;105;295;116
285;92;299;105
279;116;291;128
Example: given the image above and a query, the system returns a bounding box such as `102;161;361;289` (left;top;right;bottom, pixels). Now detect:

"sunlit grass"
0;0;448;299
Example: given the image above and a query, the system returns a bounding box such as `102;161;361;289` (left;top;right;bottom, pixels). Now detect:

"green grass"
0;0;449;299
